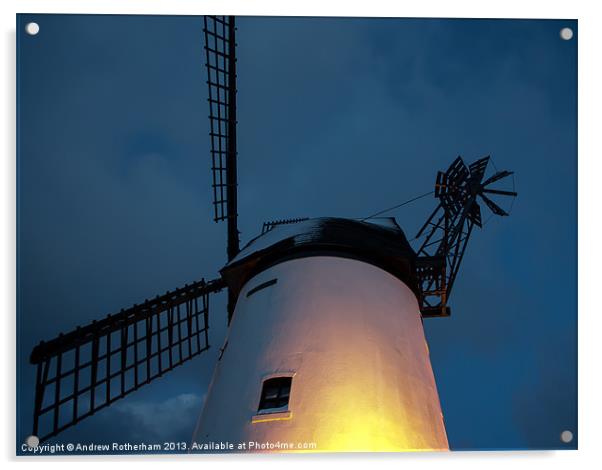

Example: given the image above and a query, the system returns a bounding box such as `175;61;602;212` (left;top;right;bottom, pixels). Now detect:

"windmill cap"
221;217;420;306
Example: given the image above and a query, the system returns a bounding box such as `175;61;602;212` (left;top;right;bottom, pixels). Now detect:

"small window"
258;377;292;414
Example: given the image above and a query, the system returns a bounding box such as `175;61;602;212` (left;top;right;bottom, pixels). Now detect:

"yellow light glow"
255;377;448;453
305;382;446;452
251;411;293;423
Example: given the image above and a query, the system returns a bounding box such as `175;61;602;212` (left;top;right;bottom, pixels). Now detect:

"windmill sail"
29;278;225;442
203;15;240;261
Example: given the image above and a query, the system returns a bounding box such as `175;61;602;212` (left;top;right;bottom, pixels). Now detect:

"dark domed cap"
221;217;419;305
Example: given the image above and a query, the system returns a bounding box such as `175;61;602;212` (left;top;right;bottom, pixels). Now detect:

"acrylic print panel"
16;14;577;454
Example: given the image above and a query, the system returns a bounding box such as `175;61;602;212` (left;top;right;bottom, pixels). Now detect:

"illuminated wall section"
194;255;448;452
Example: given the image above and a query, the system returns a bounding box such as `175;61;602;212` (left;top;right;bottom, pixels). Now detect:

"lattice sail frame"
203;15;240;261
415;156;516;318
29;278;225;442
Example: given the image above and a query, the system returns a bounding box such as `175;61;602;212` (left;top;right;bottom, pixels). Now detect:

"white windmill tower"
27;16;516;452
193;217;449;451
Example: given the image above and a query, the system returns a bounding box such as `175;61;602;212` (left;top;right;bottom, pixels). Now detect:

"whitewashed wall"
193;256;448;452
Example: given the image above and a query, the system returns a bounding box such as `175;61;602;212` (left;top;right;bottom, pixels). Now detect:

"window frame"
251;372;295;423
257;376;292;413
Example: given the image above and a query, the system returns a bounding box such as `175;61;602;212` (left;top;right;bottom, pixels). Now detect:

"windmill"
25;16;516;451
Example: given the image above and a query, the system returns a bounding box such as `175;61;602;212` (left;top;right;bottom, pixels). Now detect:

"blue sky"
17;14;577;452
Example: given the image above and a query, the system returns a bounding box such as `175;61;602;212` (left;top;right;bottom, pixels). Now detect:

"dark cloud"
107;392;205;443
